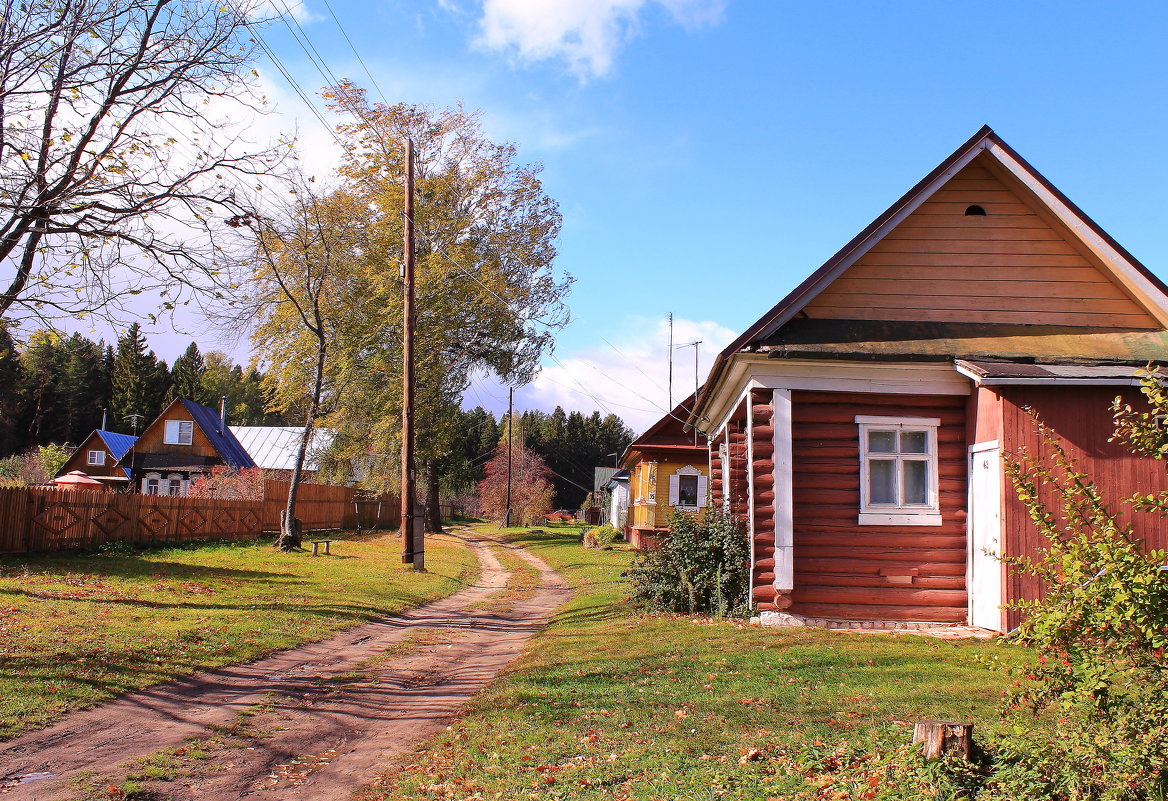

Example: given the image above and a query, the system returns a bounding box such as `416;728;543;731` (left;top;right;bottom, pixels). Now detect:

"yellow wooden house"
621;394;709;548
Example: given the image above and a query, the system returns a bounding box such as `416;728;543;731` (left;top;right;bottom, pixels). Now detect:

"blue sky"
95;1;1168;432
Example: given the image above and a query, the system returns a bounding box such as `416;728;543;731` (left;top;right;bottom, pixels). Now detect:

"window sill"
858;512;942;526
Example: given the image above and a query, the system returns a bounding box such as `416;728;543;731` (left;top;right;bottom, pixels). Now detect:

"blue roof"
180;399;256;469
96;430;137;461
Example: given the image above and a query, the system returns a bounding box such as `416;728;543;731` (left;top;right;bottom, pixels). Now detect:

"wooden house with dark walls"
118;398;256;496
689;126;1168;631
622;393;710;549
55;430;138;489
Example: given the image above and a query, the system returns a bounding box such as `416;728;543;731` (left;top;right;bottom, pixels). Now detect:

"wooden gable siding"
59;433;124;479
802;156;1159;329
789;391;968;622
132;404;222;462
998;386;1168;630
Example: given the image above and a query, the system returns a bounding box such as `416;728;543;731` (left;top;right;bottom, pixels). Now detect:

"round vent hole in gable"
964;204;987;216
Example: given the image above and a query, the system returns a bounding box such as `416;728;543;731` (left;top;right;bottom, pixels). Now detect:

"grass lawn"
361;524;1029;801
0;529;476;740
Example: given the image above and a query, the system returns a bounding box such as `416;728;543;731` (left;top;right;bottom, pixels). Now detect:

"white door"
968;442;1003;631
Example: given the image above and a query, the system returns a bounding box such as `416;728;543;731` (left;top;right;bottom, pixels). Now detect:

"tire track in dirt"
0;529;570;801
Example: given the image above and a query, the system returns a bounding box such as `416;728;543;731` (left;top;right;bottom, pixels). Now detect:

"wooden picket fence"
0;482;401;555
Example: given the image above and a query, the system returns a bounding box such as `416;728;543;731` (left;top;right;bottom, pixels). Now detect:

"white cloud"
471;0;727;78
468;314;737;434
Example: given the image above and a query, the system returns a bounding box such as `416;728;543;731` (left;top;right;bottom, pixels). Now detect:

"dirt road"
0;530;568;800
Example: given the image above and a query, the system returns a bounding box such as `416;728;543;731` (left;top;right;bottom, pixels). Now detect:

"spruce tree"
111;323;169;433
169;342;207;404
0;327;25;456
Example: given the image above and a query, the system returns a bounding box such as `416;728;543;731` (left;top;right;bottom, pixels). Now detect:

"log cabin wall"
998;385;1168;629
725;401;750;519
790;390;969;622
709;433;725;510
749;389;783;610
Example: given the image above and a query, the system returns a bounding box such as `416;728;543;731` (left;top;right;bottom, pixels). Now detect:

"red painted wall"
789;390;968;622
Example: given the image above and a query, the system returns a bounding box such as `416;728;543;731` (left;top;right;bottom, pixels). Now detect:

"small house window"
856;416;941;526
143;474;161;495
668;465;707;509
164;420;193;445
167;474;183;496
87;450;105;466
964;204;987;216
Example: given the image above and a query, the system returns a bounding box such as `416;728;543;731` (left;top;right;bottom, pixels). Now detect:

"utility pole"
401;138;422;569
674;340;702;444
667;312;673;410
505;386;513;528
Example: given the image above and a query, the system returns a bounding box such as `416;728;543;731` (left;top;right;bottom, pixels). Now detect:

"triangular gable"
123;398;256;470
733;126;1168;348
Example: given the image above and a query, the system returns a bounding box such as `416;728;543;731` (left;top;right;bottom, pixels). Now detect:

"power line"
318;0;392;106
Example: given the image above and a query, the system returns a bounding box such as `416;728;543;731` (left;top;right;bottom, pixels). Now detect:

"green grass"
360;524;1029;801
0;530;477;740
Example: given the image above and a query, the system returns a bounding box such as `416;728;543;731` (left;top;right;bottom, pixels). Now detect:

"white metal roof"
229;426;335;471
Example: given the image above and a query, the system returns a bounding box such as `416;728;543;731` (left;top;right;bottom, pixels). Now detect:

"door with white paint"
968;442;1004;631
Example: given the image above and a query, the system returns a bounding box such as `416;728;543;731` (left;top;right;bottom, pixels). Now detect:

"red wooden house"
690;127;1168;632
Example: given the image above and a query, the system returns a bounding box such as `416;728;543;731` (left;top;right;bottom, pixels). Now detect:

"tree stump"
912;721;973;760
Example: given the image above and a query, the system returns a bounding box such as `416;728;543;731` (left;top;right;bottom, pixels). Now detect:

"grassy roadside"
361;524;1028;801
0;529;477;740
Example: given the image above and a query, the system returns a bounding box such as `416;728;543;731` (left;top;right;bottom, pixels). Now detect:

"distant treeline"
442;405;634;509
0;323;286;458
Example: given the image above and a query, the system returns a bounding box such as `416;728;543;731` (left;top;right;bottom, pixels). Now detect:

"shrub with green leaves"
625;508;750;617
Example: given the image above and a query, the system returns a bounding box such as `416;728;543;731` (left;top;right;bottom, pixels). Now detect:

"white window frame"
856;415;942;526
668;465;707;510
164;420;194;445
87;449;105;466
166;474;183;496
143;473;161;495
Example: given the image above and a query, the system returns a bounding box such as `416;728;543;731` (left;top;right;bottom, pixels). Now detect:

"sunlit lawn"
0;529;477;739
361;524;1027;801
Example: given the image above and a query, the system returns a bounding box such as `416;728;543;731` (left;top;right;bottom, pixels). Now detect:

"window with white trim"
143;473;161;495
668;465;707;509
87;450;105;466
164;420;194;445
166;474;183;496
855;415;941;526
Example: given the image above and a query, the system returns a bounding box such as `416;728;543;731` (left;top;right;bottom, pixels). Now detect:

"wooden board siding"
132;404;221;462
802;156;1159;329
789;391;968;622
999;386;1168;630
58;433;127;481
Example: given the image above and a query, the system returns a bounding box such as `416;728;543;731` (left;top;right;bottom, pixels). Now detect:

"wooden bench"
310;540;332;557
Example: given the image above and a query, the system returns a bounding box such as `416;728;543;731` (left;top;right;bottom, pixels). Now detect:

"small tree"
476;439;554;526
990;410;1168;799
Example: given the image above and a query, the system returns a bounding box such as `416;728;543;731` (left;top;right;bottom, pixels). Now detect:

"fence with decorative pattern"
0;482;401;554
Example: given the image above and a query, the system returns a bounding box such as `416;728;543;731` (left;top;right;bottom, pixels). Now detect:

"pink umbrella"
52;470;105;489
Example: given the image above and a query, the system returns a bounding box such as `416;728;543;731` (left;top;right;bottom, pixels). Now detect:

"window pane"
901;430;928;454
903;460;928;505
869;459;896;504
678;475;698;506
868;430;896;453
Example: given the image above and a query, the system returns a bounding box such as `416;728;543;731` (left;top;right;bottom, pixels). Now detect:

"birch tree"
237;180;369;550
